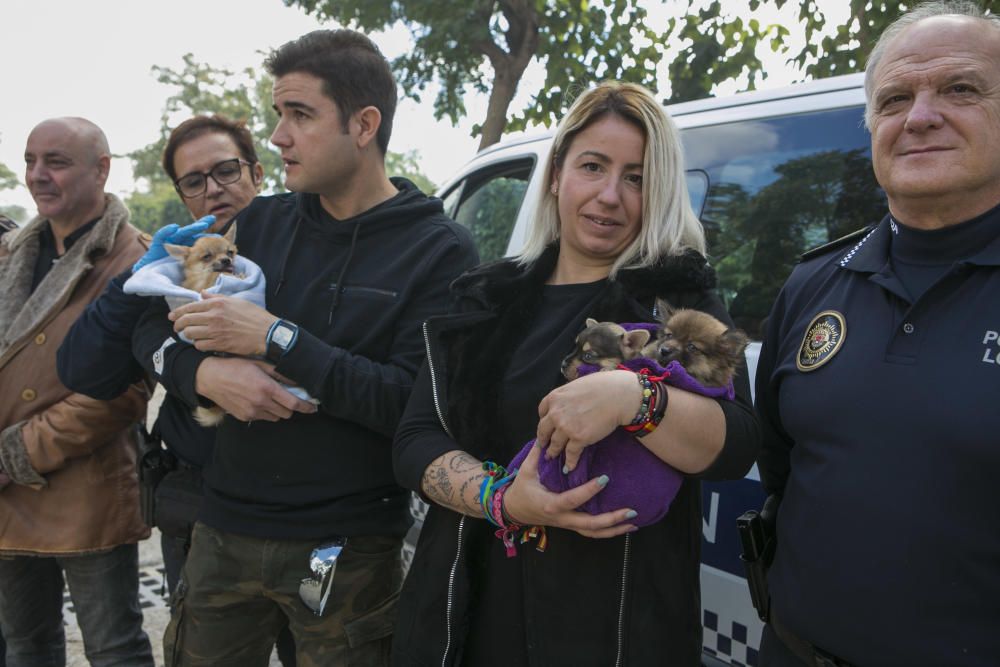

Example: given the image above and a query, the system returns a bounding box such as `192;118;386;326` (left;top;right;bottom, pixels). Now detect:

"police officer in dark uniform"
755;2;1000;665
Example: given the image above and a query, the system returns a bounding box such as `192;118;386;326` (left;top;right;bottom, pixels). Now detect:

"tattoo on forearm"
423;462;455;502
422;451;487;516
449;453;481;474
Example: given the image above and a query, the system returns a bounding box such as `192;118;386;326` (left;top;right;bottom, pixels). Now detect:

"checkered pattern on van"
703;609;758;666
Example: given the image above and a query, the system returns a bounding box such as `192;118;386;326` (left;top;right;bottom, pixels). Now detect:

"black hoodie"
133;178;478;539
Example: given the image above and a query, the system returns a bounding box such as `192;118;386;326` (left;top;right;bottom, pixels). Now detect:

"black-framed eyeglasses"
174;158;253;198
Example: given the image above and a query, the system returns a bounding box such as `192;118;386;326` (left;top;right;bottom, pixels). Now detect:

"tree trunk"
478;67;521;151
476;0;539;151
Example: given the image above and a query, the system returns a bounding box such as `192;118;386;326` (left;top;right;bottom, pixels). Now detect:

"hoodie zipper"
615;533;632;667
422;320;462;665
422;320;455;440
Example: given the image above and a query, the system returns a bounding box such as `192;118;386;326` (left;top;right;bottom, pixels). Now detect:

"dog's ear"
164;243;190;261
654;298;675;323
717;328;750;362
223;223;237;244
622;329;651;357
585;318;599;329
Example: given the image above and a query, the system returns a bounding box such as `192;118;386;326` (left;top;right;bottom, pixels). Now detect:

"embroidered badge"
797;311;846;372
152;337;176;377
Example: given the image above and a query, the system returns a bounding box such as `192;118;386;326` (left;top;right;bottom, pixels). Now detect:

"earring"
550;183;558;195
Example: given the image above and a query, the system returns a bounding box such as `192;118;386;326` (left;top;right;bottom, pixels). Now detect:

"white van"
406;71;883;666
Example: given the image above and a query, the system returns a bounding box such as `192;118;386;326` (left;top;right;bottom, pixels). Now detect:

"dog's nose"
220;257;232;267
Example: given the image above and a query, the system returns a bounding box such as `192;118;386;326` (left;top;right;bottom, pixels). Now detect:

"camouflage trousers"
164;522;401;667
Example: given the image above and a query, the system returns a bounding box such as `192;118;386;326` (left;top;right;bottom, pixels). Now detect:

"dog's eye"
202;253;213;261
661;332;673;340
582;352;595;362
686;342;701;353
227;250;235;256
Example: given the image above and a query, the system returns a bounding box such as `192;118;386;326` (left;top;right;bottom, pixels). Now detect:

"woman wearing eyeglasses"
165;118;264;227
56;116;298;667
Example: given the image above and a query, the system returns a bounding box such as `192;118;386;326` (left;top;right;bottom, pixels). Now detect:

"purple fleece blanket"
508;323;734;527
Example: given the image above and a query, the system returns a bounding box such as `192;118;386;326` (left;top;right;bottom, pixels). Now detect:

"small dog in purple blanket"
510;300;748;527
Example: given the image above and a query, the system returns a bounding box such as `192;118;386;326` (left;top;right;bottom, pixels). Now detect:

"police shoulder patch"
797;310;846;372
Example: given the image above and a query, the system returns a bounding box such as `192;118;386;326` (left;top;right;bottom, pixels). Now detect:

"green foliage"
124;181;191;234
385;149;436;193
666;1;789;103
0;205;27;224
0;160;18;192
128;54;283;192
786;0;1000;80
284;0;670;147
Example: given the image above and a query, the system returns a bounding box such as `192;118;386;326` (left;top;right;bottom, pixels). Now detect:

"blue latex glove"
132;216;215;273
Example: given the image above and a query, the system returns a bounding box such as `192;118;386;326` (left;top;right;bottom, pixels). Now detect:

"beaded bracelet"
649;380;669;429
623;370;668;438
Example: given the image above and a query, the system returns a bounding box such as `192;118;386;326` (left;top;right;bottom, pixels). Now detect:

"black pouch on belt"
154;466;204;539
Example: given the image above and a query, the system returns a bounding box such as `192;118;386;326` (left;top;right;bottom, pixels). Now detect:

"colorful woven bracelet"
479;461;516;528
492;484;523;557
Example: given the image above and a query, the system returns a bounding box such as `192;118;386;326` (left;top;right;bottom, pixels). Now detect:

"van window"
442;159;535;263
681;106;886;339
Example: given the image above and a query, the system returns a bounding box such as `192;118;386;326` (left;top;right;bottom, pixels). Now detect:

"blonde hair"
516;81;705;276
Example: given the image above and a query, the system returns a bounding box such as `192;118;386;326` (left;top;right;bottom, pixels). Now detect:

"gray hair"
864;1;1000;128
516;81;705;276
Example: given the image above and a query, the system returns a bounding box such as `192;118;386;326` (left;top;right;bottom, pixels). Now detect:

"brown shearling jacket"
0;194;151;555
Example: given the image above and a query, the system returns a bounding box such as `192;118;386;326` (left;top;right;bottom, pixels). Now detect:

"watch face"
273;324;294;348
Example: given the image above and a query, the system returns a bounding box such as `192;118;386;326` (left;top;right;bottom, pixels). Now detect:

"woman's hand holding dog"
535;370;640;473
504;444;637;538
170;293;277;357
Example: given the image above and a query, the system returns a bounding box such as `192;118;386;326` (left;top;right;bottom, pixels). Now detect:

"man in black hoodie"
132;30;477;665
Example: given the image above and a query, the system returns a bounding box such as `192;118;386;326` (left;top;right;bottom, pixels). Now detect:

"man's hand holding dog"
170;293;277;356
195;357;316;422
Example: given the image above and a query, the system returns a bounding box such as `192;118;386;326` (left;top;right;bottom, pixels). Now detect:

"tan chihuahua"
164;225;240;293
164;225;242;427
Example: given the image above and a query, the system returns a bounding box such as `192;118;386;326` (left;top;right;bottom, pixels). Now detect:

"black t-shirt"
463;279;605;667
31;218;100;291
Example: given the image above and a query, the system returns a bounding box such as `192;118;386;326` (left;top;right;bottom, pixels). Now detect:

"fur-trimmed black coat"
392;245;760;666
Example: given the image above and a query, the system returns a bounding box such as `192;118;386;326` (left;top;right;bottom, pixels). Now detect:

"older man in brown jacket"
0;118;153;667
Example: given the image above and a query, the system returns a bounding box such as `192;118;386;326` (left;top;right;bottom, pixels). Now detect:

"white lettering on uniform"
982;330;1000;366
702;491;720;544
152;337;176;376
